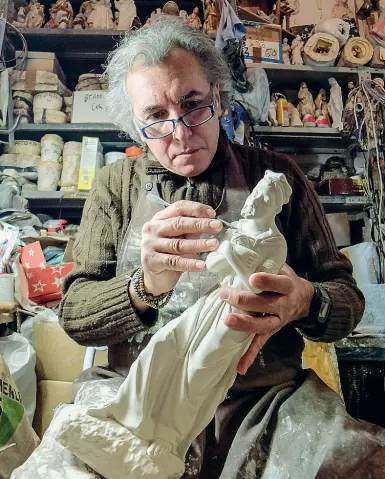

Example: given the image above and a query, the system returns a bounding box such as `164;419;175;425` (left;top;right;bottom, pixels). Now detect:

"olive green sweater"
59;139;364;347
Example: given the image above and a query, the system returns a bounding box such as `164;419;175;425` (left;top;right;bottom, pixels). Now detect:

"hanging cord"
344;79;385;281
1;21;28;70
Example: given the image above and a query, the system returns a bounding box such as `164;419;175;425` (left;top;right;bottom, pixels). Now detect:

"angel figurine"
55;171;292;479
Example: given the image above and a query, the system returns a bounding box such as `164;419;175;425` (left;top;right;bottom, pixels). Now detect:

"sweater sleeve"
59;163;153;347
285;159;365;342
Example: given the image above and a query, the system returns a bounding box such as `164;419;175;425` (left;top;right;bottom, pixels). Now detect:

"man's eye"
150;111;167;121
184;100;201;110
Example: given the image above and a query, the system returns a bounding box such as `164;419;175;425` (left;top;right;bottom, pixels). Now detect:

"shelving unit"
4;28;378;220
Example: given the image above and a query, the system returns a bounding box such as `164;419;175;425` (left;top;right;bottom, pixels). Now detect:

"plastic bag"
302;339;343;398
0;354;39;478
0;333;37;424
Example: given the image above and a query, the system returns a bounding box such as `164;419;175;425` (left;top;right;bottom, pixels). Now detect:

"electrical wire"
344;78;385;281
1;21;28;70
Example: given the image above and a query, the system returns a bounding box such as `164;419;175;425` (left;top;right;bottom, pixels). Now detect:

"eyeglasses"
139;88;216;140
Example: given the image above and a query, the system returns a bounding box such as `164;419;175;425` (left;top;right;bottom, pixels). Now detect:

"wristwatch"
308;284;332;325
131;267;174;310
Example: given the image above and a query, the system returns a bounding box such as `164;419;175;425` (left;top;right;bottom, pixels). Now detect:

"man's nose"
173;120;192;142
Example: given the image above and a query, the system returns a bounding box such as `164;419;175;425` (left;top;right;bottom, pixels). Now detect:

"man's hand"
141;200;222;296
218;264;314;375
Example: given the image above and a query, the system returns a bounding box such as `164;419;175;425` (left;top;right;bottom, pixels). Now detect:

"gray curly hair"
104;18;232;145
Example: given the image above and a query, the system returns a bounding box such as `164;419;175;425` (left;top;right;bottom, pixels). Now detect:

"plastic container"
43;219;67;234
0;274;15;302
125;146;144;158
104;151;126;165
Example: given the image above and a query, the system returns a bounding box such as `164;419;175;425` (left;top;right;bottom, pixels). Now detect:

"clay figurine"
188;7;202;29
13;7;27;27
114;0;137;29
73;11;88;27
331;0;354;20
328;77;344;130
162;1;180;15
298;82;314;107
282;38;292;65
268;96;278;126
291;35;304;65
203;0;217;35
179;9;188;21
24;0;45;28
288;102;303;127
55;171;292;479
87;0;114;28
314;88;331;127
45;0;74;28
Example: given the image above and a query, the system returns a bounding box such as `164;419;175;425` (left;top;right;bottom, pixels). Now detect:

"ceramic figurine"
188;7;202;29
162;1;180;15
314;88;331;127
87;0;114;28
291;35;304;65
298;99;316;127
268;96;278;126
45;0;74;28
298;82;314;107
73;11;88;27
328;77;344;130
56;171;292;479
288;102;303;127
179;9;188;21
114;0;136;29
282;38;292;65
331;0;354;20
24;0;45;28
13;7;27;27
203;0;217;35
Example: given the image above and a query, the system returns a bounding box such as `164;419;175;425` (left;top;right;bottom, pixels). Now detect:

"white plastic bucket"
0;274;15;302
105;151;126;165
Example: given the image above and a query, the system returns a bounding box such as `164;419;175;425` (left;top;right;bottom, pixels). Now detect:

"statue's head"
241;170;292;219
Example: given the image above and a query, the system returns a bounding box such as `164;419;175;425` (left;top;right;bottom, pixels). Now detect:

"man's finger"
249;272;294;295
225;313;282;334
150;237;219;255
153;200;216;220
219;288;281;316
237;333;271;375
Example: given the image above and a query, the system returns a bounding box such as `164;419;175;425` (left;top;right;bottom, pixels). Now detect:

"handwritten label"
72;91;112;124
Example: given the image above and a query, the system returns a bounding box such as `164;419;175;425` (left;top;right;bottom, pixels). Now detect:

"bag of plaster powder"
0;354;39;478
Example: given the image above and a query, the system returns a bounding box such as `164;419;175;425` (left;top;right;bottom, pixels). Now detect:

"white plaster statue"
54;171;292;479
328;77;344;130
115;0;136;30
282;38;292;65
188;7;202;29
291;35;304;65
331;0;354;20
87;0;114;29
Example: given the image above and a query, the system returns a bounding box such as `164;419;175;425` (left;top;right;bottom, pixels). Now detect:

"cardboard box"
16;51;66;85
33;380;73;438
244;24;282;64
33;321;108;382
78;136;104;191
71;91;112;124
19;241;74;304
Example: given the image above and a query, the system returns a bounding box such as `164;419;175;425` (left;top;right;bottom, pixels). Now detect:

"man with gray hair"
13;18;385;479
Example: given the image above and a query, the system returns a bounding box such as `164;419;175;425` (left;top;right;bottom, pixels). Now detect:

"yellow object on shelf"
276;95;289;127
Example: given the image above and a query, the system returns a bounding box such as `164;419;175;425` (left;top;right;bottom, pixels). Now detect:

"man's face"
127;48;221;177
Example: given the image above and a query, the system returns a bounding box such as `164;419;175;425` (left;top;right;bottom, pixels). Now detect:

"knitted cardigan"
59;138;364;350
